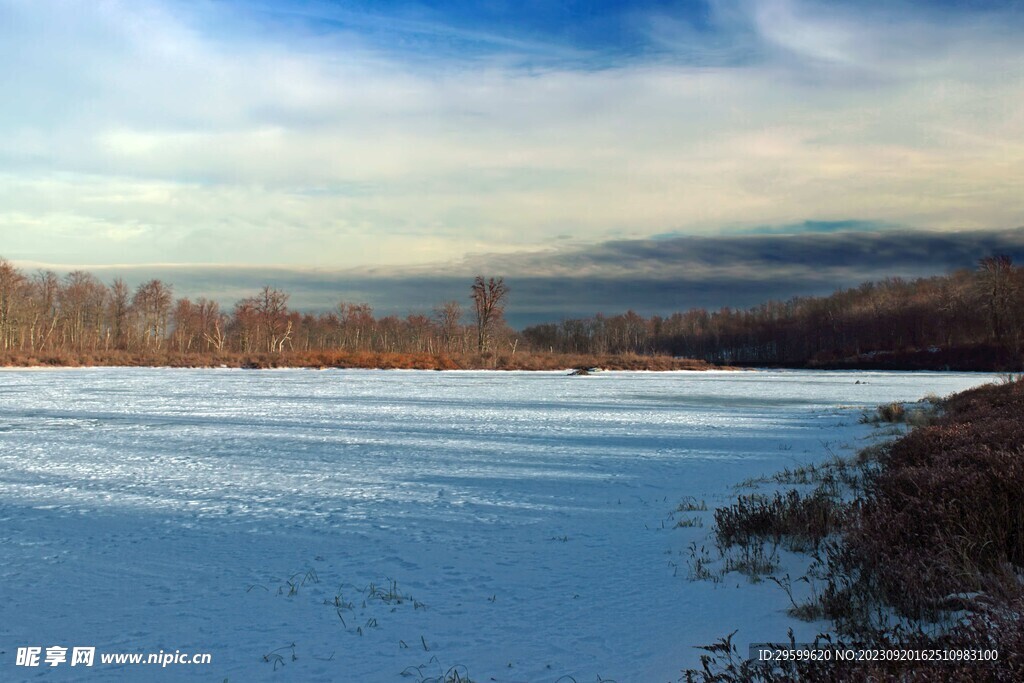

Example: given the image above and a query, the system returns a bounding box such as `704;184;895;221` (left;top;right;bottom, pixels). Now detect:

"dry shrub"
689;380;1024;682
0;349;715;371
847;381;1024;620
878;402;906;422
714;488;850;552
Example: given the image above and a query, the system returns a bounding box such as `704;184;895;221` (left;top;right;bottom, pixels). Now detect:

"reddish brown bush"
845;380;1024;619
0;349;717;372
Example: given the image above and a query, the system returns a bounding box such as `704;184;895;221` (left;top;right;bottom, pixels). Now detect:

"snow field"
0;369;999;681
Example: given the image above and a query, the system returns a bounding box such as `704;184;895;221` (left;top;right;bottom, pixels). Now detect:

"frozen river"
0;369;999;681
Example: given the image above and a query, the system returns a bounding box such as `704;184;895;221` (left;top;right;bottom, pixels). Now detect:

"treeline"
1;255;1021;369
0;259;519;360
523;256;1024;369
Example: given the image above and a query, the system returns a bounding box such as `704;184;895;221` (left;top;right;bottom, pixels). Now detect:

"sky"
2;0;1023;323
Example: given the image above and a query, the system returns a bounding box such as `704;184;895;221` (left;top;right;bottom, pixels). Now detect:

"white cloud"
0;0;1023;268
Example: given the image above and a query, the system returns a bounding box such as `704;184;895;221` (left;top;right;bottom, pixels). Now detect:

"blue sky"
228;1;1022;62
225;1;690;57
1;0;1023;317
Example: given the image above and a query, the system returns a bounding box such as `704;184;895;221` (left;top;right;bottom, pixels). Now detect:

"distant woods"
522;255;1024;368
0;259;514;360
0;255;1021;369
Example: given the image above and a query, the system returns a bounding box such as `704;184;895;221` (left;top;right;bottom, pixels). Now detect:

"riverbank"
727;344;1024;372
685;376;1024;681
0;349;720;371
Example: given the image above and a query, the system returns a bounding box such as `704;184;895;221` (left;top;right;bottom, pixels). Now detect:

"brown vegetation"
686;379;1024;681
2;253;1021;370
524;255;1024;370
844;378;1024;623
713;489;849;553
0;256;723;370
0;348;715;371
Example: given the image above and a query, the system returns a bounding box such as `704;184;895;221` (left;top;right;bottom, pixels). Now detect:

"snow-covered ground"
0;368;999;682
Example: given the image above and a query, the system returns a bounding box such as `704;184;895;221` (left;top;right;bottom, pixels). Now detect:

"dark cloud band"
31;227;1024;327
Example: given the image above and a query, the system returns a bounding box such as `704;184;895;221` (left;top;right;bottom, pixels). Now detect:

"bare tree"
244;286;293;353
470;276;509;353
338;302;374;349
109;278;132;350
59;271;108;351
195;298;226;351
132;279;173;349
404;313;435;353
27;270;60;352
232;299;259;352
977;255;1015;344
0;258;26;351
171;298;200;352
433;300;463;353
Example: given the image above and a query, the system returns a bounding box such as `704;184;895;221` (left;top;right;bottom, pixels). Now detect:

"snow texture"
0;368;1000;681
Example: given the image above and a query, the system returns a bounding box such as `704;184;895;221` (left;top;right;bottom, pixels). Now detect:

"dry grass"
685;379;1024;681
714;488;851;553
0;349;720;371
843;380;1024;622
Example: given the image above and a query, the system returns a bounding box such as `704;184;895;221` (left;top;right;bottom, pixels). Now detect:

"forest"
0;255;1020;370
524;255;1022;369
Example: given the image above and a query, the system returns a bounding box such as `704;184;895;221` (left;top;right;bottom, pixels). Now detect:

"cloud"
459;225;1024;280
15;226;1024;327
0;0;1023;268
